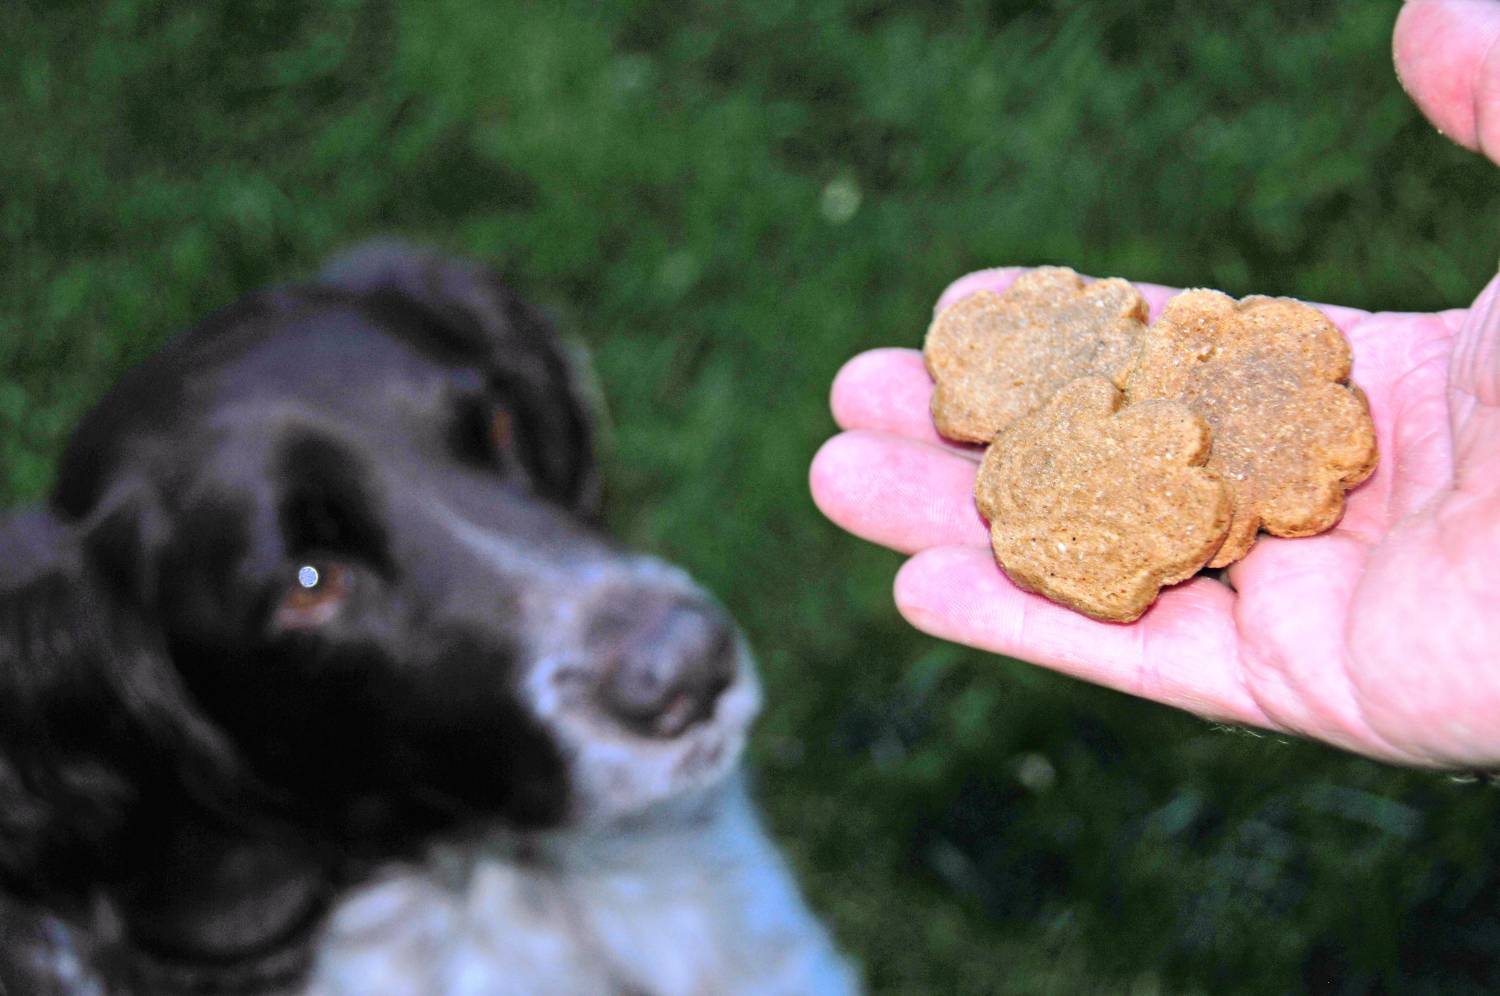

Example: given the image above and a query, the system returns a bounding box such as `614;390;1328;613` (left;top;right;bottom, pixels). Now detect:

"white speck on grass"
820;176;862;224
1015;753;1057;793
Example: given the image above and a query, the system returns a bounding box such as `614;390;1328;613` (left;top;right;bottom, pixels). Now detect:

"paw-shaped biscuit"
974;377;1232;623
1124;291;1378;568
924;267;1148;443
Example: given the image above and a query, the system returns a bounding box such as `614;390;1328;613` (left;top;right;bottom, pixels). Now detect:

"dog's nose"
596;598;738;739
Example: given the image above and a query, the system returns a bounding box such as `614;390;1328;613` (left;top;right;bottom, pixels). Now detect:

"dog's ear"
319;241;604;520
0;506;244;901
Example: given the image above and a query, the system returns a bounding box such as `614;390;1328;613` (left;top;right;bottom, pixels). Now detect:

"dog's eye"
273;561;351;629
489;408;514;451
450;396;517;470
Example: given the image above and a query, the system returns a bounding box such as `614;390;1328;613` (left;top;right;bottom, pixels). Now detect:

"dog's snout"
594;597;737;739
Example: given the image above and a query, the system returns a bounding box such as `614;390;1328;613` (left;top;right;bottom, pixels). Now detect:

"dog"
0;244;857;995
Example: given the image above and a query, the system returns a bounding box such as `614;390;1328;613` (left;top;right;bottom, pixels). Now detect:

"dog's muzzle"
590;593;738;740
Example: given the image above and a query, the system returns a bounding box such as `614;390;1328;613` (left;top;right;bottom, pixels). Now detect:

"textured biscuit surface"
924;267;1147;443
1125;291;1378;568
974;377;1232;623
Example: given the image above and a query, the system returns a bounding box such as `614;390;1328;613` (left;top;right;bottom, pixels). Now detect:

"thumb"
1393;0;1500;163
1450;270;1500;490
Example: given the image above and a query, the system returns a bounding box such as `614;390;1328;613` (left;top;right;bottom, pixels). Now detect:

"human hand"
1394;0;1500;165
810;0;1500;768
813;269;1500;767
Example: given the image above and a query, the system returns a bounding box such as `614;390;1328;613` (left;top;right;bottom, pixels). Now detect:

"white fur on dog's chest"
307;781;858;996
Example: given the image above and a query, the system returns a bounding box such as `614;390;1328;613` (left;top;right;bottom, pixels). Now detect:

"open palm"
812;0;1500;768
812;270;1500;767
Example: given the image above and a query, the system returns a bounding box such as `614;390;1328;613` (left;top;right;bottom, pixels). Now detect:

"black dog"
0;246;854;994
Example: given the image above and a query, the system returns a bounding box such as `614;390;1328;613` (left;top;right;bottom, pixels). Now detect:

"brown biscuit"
1124;290;1378;568
974;377;1232;623
923;267;1148;443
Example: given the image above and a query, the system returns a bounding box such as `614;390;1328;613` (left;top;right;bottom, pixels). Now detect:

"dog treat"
1124;290;1378;568
973;376;1232;623
923;267;1147;443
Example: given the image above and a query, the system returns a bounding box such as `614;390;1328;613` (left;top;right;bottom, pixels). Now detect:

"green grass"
5;0;1500;991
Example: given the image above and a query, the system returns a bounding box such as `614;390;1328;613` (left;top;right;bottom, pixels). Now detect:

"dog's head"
0;244;759;899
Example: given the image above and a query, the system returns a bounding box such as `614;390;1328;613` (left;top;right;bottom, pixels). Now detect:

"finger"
935;266;1184;319
938;267;1371;332
1394;0;1500;163
893;545;1271;727
933;266;1029;313
1452;271;1500;486
809;430;988;554
829;348;986;453
1451;269;1500;408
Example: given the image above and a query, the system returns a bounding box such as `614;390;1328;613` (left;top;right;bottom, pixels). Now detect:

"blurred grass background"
4;0;1500;991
